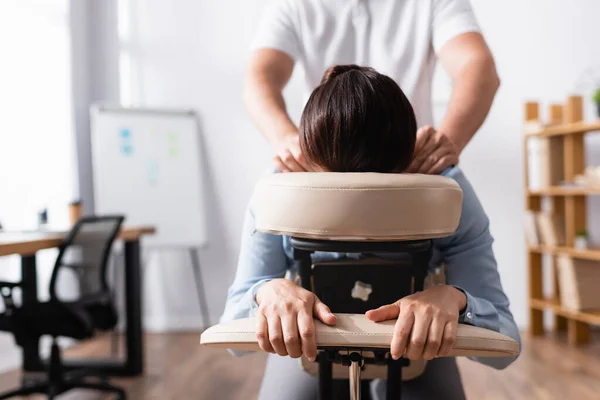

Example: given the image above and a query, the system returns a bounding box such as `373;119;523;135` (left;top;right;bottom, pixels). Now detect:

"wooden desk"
0;226;155;377
0;227;155;257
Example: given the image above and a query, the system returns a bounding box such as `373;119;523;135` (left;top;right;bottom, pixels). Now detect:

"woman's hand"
366;285;467;361
407;126;459;174
273;132;310;172
256;279;337;360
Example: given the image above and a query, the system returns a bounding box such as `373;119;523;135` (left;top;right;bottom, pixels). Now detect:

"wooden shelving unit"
528;186;600;196
529;246;600;262
525;96;600;345
525;120;600;138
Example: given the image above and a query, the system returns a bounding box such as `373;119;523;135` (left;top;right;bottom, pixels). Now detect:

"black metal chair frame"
290;237;433;400
0;215;127;400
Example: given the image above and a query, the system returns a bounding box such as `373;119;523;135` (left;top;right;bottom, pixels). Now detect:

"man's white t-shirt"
252;0;481;127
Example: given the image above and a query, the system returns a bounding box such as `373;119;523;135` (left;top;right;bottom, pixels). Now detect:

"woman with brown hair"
221;65;519;400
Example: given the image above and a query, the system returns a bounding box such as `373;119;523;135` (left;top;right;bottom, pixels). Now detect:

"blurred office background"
2;0;600;398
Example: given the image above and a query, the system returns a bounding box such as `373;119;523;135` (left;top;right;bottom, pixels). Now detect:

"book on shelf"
524;211;540;246
537;212;565;246
556;255;600;311
526;136;564;189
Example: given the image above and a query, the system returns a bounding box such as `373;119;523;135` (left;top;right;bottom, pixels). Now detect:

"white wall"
0;0;76;374
103;0;600;330
115;0;306;329
455;0;600;328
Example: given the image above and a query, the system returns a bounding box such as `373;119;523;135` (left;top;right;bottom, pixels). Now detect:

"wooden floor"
1;331;600;399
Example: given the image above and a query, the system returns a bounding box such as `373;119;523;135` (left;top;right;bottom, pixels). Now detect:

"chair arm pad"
200;313;519;358
0;281;21;289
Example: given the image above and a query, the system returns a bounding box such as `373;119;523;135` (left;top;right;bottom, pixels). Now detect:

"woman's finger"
422;315;445;360
313;297;337;325
298;309;317;361
256;313;274;353
268;316;287;356
281;314;302;358
405;307;433;360
390;306;414;360
366;303;400;322
438;320;458;357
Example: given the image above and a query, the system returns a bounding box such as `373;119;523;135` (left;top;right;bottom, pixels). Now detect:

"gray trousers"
258;354;466;400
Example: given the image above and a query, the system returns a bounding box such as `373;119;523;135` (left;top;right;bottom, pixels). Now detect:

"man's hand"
273;133;310;172
366;285;467;361
407;126;459;175
256;279;337;361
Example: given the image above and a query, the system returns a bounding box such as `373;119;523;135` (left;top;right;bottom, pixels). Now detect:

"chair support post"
289;238;433;400
386;358;406;400
349;352;362;400
318;354;333;400
292;247;313;291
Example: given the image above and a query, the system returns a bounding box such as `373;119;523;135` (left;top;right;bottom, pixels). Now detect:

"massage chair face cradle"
201;173;520;400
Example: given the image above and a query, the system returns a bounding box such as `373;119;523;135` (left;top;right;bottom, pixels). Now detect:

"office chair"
0;215;127;399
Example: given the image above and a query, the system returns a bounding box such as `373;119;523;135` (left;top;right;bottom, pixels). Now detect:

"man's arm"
243;49;308;172
438;32;500;153
409;32;499;174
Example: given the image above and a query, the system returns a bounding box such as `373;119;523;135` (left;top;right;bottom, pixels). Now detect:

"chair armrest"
59;263;97;276
0;281;21;315
0;281;20;289
201;314;520;358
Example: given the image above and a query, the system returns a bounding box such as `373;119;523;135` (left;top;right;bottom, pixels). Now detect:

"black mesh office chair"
0;215;127;399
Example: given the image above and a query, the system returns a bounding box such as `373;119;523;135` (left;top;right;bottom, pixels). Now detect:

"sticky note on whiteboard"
146;159;159;186
120;128;133;155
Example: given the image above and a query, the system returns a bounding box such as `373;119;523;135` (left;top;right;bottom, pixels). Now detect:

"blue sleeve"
435;167;521;370
220;205;289;324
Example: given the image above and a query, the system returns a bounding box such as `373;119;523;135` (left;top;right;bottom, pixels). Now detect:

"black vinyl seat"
0;215;127;400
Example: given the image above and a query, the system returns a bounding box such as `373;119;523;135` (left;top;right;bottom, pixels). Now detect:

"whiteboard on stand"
91;105;208;248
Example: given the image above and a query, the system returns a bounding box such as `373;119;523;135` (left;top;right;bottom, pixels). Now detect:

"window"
0;0;74;290
0;0;75;230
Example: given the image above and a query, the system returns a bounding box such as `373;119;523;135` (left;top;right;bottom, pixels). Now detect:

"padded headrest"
252;173;463;241
200;314;519;358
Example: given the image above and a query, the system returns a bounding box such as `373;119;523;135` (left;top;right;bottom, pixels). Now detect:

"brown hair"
299;65;416;173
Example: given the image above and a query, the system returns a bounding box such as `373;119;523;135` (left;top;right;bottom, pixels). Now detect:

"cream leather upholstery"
200;314;519;357
252;173;463;241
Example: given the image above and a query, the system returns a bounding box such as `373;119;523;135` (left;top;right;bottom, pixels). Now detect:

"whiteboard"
91;105;207;248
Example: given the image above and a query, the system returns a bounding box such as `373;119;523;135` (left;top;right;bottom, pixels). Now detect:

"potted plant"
575;228;589;250
593;88;600;119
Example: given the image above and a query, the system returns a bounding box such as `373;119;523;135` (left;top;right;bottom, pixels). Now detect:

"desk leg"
189;248;211;328
124;239;144;375
21;254;43;371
